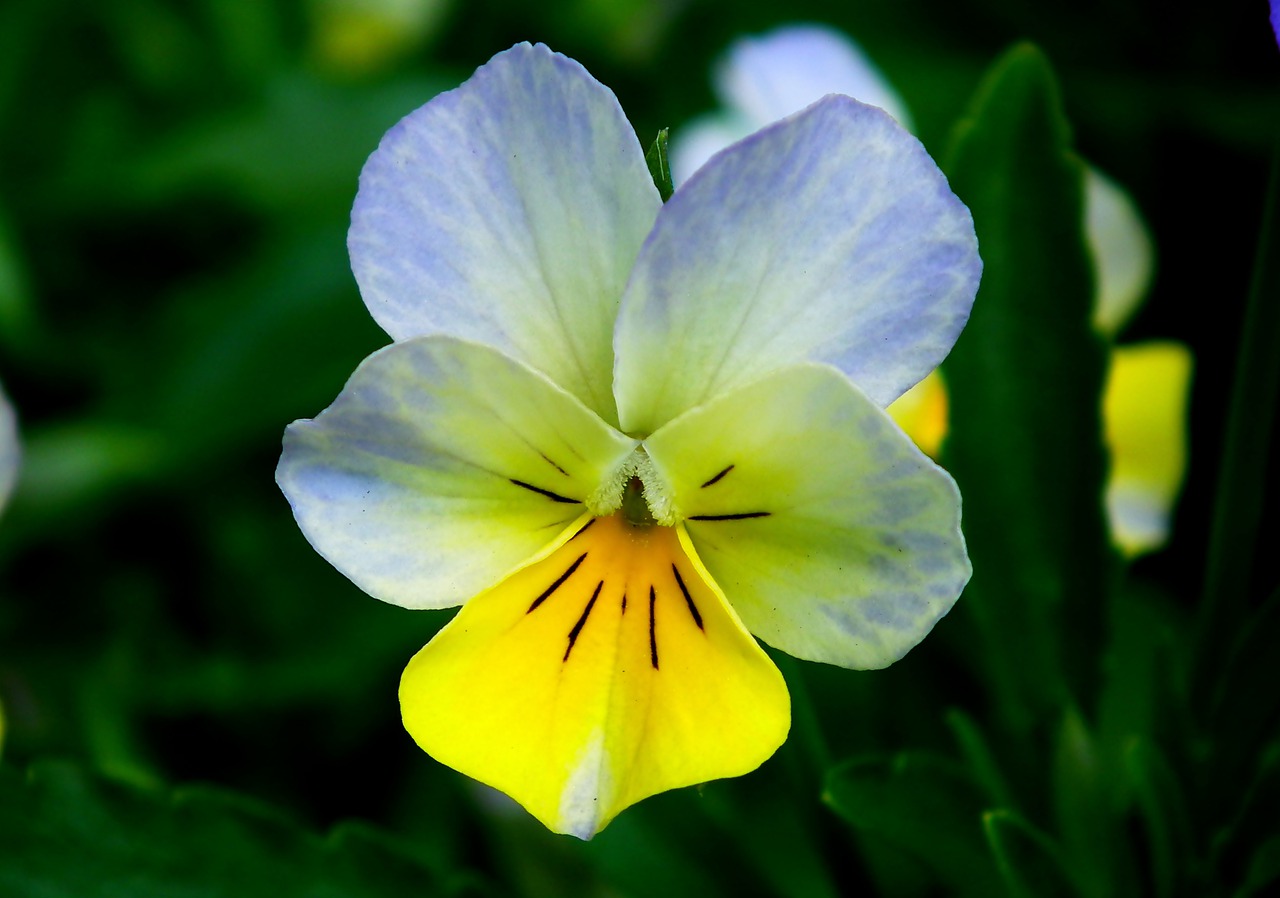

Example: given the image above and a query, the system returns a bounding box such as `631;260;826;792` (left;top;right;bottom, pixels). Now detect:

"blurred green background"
1;1;1278;896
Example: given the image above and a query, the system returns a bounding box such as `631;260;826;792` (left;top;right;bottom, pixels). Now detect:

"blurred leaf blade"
982;809;1077;898
1052;708;1121;898
947;708;1016;810
1195;140;1280;704
0;760;481;898
1234;834;1280;898
128;72;452;215
1123;737;1197;897
940;42;1111;732
824;752;1001;897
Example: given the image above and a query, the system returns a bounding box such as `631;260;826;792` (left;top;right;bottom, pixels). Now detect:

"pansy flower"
674;24;1192;557
278;43;980;838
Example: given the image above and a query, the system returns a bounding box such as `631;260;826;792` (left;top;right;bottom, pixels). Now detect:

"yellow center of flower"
399;512;789;838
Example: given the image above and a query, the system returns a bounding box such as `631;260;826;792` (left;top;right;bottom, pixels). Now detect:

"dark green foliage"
941;43;1111;733
0;761;484;898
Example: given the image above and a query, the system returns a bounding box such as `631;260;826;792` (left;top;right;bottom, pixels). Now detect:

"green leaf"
1235;834;1280;898
1052;708;1120;898
5;421;166;526
824;752;1001;897
130;72;450;214
983;810;1077;898
0;761;484;898
147;225;384;464
1208;742;1279;895
946;708;1016;810
1123;738;1196;898
1096;584;1171;777
1195;140;1280;695
1206;585;1280;783
645;128;673;202
0;207;36;352
698;751;841;898
941;43;1111;733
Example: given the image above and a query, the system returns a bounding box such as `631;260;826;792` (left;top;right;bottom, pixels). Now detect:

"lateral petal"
349;42;661;425
614;96;979;435
400;514;790;838
644;364;970;669
277;336;637;609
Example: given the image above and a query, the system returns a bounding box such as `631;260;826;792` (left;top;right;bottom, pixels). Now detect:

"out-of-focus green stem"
1194;140;1280;697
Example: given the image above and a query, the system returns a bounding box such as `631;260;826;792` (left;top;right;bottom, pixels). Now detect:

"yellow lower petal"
399;513;790;838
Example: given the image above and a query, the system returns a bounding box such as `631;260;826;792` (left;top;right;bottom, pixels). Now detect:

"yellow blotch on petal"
1102;341;1193;556
887;370;948;459
399;513;790;839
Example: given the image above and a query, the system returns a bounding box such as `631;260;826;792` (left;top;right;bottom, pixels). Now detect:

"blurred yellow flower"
1102;343;1193;555
308;0;450;76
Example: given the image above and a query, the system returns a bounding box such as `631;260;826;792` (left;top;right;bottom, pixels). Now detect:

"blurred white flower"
0;380;18;516
672;25;911;183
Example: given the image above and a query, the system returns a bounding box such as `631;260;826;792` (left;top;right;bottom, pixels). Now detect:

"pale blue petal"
277;336;638;610
614;96;980;435
349;42;661;425
716;24;913;131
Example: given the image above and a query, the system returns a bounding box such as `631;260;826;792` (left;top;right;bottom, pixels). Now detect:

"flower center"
620;476;656;527
586;448;677;526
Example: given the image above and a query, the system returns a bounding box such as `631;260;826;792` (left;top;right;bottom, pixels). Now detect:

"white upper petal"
348;42;662;425
716;24;913;131
645;363;970;669
613;95;980;435
277;336;638;610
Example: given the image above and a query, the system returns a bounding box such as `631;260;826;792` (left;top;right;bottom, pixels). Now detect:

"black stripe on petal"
527;553;587;613
671;565;704;631
563;581;604;661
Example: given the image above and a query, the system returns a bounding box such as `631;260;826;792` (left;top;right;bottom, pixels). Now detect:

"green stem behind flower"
646;128;674;202
1194;139;1280;708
